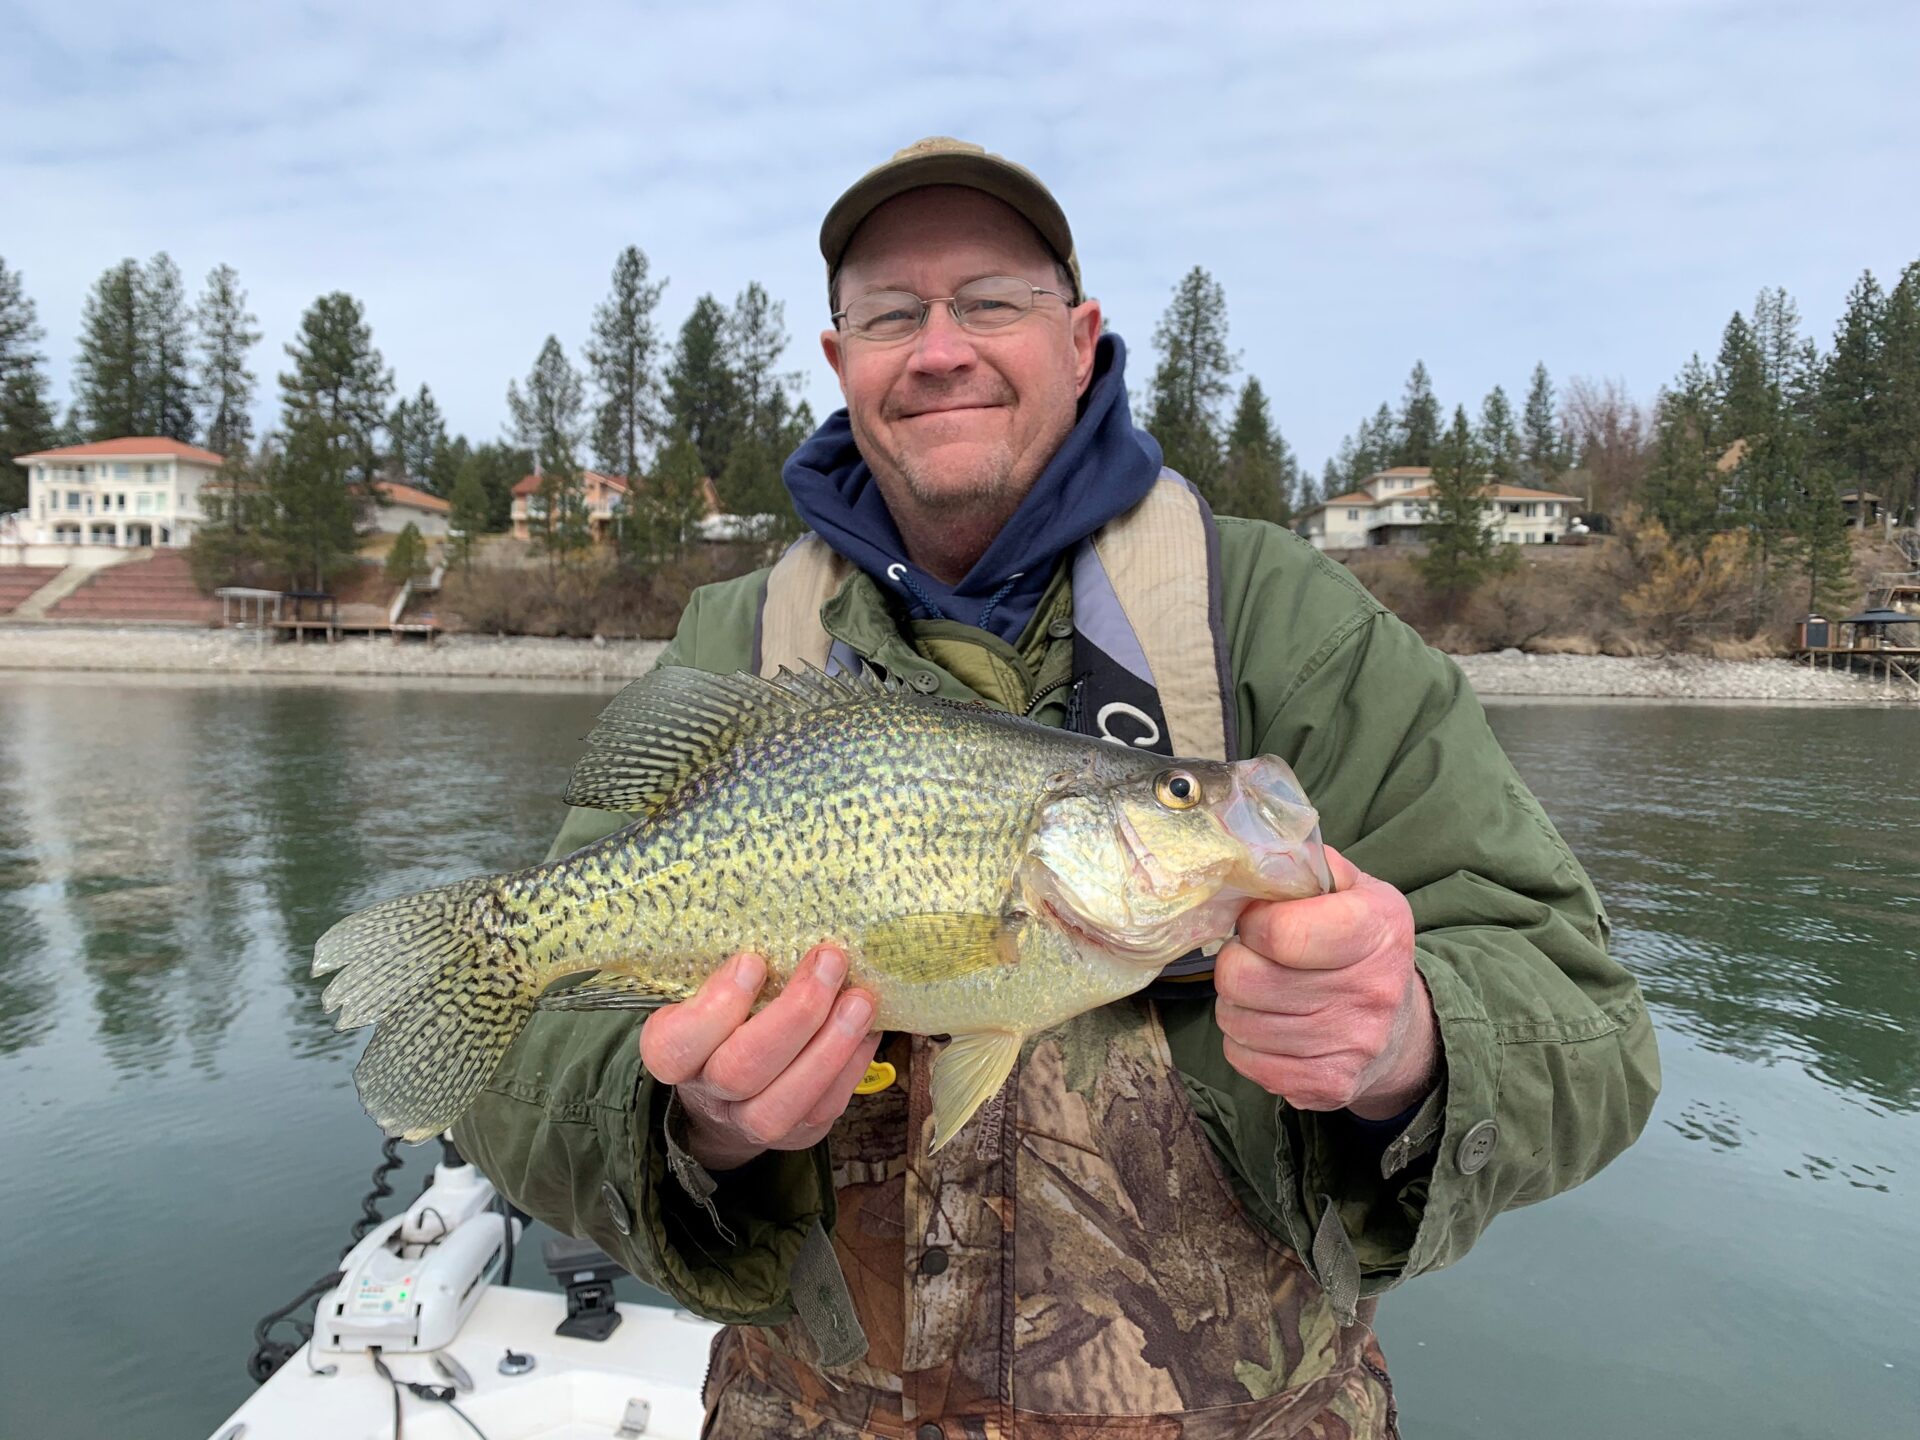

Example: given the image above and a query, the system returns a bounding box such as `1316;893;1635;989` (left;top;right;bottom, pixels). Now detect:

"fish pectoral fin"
860;912;1017;984
534;971;694;1011
929;1029;1023;1154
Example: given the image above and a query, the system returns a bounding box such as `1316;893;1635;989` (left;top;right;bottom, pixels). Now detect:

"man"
454;138;1658;1438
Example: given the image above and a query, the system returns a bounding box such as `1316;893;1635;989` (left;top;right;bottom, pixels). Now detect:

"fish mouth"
1218;756;1334;899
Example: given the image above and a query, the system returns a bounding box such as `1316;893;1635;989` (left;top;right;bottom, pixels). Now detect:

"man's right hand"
639;946;880;1172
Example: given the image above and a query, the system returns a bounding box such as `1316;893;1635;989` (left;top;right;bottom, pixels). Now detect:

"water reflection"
0;676;607;1077
1488;703;1920;1114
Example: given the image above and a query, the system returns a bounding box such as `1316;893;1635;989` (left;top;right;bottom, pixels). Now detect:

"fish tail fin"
314;877;541;1143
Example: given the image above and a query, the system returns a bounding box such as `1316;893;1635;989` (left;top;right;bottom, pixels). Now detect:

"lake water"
0;675;1914;1438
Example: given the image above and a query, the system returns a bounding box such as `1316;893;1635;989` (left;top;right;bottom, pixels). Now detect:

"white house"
11;437;224;549
1295;467;1584;550
372;480;452;537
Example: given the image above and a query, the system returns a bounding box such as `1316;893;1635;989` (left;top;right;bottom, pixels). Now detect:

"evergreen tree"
1522;362;1567;484
1395;361;1440;466
1477;384;1522;483
140;253;196;443
74;259;145;438
386;384;448;487
1878;261;1920;526
626;428;707;566
0;258;57;511
1714;311;1770;444
446;455;492;570
193;263;260;458
1144;266;1235;491
1356;404;1398;482
272;292;393;588
1816;271;1886;497
664;295;739;483
383;521;428;586
717;282;806;542
586;244;667;482
465;440;532;532
1415;406;1505;612
1775;429;1854;615
1751;286;1806;398
507;335;590;566
1220;377;1295;524
1642;367;1723;547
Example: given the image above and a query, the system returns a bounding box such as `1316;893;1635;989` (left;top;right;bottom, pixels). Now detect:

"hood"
782;332;1164;643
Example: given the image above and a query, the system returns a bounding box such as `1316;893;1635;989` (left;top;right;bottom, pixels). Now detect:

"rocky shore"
1;626;1912;704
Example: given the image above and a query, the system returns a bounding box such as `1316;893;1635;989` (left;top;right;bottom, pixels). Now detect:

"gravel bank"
1;626;1912;705
1453;650;1919;704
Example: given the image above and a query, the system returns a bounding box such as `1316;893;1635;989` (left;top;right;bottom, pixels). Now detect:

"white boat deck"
212;1286;721;1440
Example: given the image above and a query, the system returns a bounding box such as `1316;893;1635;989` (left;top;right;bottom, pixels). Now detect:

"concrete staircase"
0;566;64;614
46;550;219;624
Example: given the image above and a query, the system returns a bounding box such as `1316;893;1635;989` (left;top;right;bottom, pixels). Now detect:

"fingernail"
813;946;848;988
732;954;765;992
836;991;873;1034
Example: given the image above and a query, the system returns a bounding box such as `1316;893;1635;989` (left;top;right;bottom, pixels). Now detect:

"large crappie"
315;665;1331;1151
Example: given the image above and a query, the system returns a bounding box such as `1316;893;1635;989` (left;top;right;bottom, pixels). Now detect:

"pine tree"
273;292;394;588
1522;363;1567;484
508;335;590;566
664;296;739;483
1642;367;1723;547
1750;287;1805;398
1144;266;1236;492
626;428;707;567
74;260;145;439
1477;385;1522;483
463;440;531;532
446;454;492;570
193;263;260;458
1714;312;1770;445
141;253;196;443
1356;404;1398;482
717;282;806;543
586;245;667;483
0;258;57;511
1415;406;1504;612
1816;271;1886;498
383;521;428;586
1395;361;1440;466
1878;261;1920;527
386;384;447;487
1220;377;1295;524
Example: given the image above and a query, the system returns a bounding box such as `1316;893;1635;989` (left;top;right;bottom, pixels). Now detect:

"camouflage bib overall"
718;477;1398;1438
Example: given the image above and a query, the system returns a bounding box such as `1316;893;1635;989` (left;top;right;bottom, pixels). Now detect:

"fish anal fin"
536;971;695;1011
929;1029;1023;1154
861;912;1016;985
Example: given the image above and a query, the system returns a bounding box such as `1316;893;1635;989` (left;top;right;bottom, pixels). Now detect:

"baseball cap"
819;136;1082;302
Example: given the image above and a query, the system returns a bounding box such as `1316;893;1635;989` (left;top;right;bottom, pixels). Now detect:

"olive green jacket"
452;518;1660;1326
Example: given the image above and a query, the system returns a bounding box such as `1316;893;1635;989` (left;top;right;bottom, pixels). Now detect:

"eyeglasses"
832;275;1071;343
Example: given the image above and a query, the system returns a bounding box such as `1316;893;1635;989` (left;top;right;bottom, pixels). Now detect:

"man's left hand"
1214;845;1438;1120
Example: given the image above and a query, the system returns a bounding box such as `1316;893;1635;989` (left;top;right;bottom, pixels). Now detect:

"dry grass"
440;546;765;639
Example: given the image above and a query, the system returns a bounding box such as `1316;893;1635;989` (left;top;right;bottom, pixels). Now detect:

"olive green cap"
820;136;1082;303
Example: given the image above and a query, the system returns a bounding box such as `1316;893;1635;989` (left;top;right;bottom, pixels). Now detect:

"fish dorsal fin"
929;1029;1023;1154
564;664;886;814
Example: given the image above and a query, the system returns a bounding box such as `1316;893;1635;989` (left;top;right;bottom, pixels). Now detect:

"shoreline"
0;626;1912;705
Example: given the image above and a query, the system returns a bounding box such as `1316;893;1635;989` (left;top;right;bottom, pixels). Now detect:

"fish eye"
1154;770;1201;810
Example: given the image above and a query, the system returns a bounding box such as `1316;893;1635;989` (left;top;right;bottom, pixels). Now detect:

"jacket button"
918;1246;949;1276
918;1425;943;1440
601;1179;633;1235
1047;616;1074;640
1456;1120;1498;1175
909;670;940;693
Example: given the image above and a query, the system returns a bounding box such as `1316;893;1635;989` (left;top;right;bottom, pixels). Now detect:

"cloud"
3;0;1916;471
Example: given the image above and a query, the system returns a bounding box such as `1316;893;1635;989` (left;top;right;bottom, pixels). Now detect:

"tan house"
1296;467;1583;550
510;470;630;542
372;480;452;537
10;437;224;549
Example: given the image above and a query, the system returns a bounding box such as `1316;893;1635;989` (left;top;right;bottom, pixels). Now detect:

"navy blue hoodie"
782;333;1163;644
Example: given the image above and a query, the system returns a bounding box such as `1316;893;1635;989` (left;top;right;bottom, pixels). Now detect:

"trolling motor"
313;1145;521;1356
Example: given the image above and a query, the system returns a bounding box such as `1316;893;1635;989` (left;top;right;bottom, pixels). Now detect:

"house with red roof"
10;437;225;550
509;470;630;542
1295;466;1584;550
372;480;452;537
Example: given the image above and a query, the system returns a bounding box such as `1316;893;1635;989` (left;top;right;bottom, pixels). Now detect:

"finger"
1235;872;1410;974
1321;844;1363;894
639;952;767;1085
1214;996;1344;1054
729;989;878;1148
800;1031;886;1132
1222;1036;1364;1111
699;946;850;1102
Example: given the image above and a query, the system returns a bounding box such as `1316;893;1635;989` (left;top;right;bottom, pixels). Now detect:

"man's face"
821;186;1101;521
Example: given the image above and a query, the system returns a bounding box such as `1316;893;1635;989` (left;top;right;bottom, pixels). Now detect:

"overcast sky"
5;0;1917;475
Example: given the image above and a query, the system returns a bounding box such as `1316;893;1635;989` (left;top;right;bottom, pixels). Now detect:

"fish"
314;665;1332;1151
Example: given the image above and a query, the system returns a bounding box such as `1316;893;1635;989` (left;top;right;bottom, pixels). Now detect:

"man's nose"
904;301;978;376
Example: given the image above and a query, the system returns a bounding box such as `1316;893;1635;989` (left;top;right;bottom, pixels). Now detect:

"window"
1544;503;1557;517
114;463;130;478
66;491;80;511
1345;508;1360;521
116;493;127;511
146;464;159;480
1524;503;1537;518
136;494;150;513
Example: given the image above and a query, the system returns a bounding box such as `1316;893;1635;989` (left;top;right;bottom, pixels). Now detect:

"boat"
209;1146;720;1439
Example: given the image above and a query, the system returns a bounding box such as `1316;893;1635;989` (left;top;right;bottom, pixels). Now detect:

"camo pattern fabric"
700;998;1398;1438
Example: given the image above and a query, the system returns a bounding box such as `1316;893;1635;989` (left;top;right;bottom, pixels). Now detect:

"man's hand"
1214;846;1437;1120
640;946;880;1172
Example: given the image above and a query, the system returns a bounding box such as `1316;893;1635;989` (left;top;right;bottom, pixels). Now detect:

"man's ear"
1072;300;1102;397
821;328;847;390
